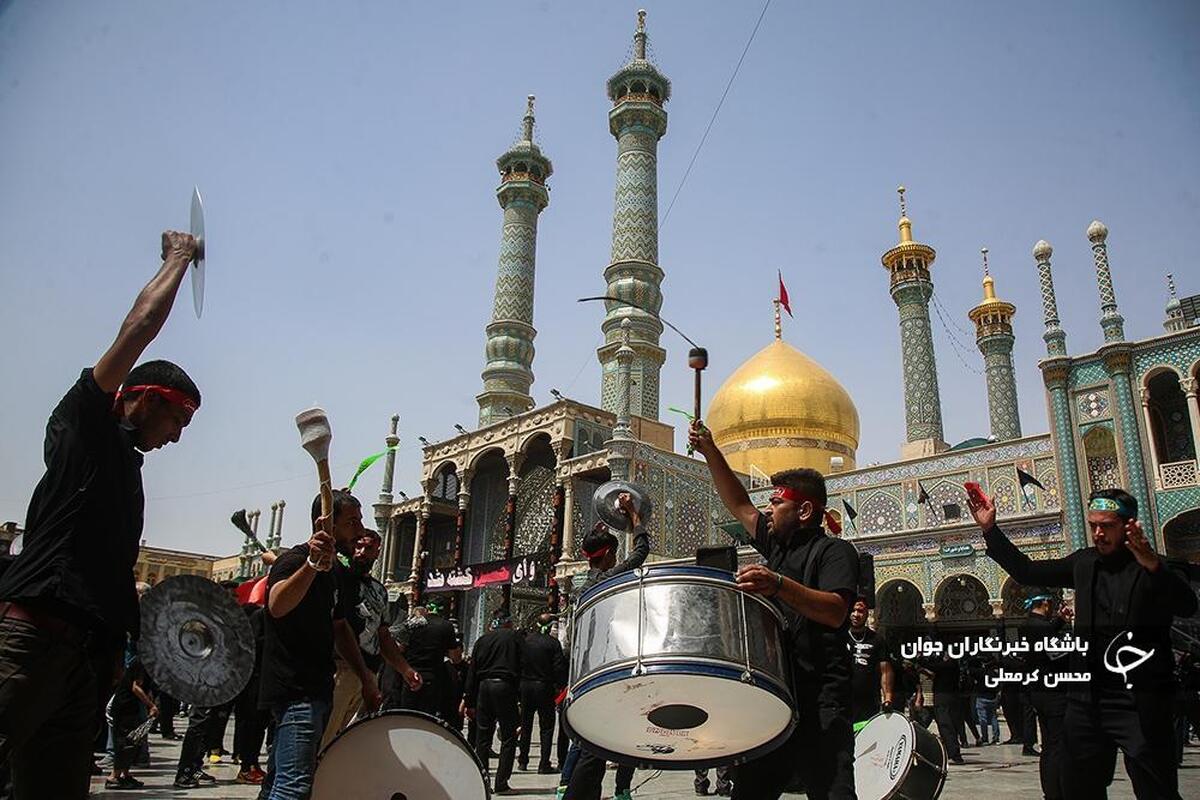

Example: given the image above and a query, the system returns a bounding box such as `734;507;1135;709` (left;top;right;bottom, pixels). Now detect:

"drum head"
854;712;917;800
565;670;793;768
313;710;489;800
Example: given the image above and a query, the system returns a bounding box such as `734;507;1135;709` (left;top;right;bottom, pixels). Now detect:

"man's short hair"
311;489;361;525
770;468;827;508
359;528;382;542
1089;488;1138;519
123;360;201;407
581;523;618;563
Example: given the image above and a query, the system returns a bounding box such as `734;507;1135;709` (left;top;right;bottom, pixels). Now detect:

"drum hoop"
570;655;794;702
575;572;787;626
315;707;489;787
856;712;948;800
561;662;798;771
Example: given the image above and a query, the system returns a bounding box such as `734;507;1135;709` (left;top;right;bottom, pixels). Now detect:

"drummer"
0;231;201;800
690;423;859;800
561;493;649;800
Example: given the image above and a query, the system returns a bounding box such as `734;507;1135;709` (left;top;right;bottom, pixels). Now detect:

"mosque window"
1145;370;1196;469
648;84;660;100
935;574;992;622
1083;426;1120;493
515;162;527;174
531;165;542;179
631;81;646;94
876;580;924;631
616;84;629;99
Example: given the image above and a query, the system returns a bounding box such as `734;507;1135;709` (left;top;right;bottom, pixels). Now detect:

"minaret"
477;96;553;427
1087;220;1126;343
881;186;947;458
969;248;1021;441
1165;274;1187;333
597;10;670;421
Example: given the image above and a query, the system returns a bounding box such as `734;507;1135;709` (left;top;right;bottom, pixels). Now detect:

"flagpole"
774;298;782;340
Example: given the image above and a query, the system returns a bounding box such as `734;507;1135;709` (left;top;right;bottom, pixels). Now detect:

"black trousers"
933;698;963;761
157;692;180;737
475;678;519;789
205;701;233;753
960;693;980;742
695;766;733;793
233;679;269;769
1029;690;1067;800
1062;688;1181;800
731;704;855;800
400;672;444;718
1000;685;1025;741
1025;688;1041;746
564;749;633;800
176;705;218;778
519;680;556;769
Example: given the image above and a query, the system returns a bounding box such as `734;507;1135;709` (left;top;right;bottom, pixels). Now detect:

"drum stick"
296;407;334;567
687;348;708;455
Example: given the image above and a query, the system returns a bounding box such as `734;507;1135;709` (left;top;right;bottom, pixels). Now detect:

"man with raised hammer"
0;231;202;800
969;487;1197;800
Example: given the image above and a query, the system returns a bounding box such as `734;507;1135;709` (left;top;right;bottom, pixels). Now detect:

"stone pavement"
89;721;1200;799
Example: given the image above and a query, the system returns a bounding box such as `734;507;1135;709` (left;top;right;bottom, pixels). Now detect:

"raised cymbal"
139;574;254;707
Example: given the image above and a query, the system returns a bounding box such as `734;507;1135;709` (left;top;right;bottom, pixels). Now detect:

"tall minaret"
597;10;670;421
881;187;947;458
969;248;1021;441
1164;273;1187;333
477;96;553;426
1087;220;1126;343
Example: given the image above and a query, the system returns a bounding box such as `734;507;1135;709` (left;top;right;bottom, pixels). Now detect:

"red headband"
117;384;198;413
582;543;613;561
771;485;842;535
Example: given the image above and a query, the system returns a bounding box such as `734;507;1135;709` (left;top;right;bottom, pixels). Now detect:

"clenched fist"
161;230;197;264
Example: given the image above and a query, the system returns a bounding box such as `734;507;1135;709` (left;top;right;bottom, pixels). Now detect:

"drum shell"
564;565;796;768
854;712;947;800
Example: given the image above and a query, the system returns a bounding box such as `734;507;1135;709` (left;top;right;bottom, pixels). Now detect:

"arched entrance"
1164;509;1200;561
1083;426;1120;493
934;574;994;630
875;579;925;640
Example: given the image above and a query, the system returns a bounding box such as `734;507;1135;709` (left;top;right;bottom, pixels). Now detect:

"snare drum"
854;712;947;800
313;710;489;799
562;564;795;769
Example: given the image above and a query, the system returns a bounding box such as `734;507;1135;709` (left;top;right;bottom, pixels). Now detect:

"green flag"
347;446;398;491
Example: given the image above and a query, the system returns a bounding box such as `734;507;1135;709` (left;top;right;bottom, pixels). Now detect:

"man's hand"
1057;605;1074;624
460;700;475;720
966;491;996;532
160;231;197;264
403;667;423;692
148;704;160;718
617;492;641;528
1124;520;1161;572
736;564;781;598
688;421;718;460
360;672;383;713
307;528;335;571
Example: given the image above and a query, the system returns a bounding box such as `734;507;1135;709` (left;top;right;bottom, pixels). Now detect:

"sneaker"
195;770;218;784
248;766;267;782
949;756;965;765
237;769;265;785
518;761;529;772
695;781;711;795
174;774;200;789
538;764;557;774
614;792;634;800
556;787;567;800
119;776;145;789
1022;746;1041;757
494;786;518;796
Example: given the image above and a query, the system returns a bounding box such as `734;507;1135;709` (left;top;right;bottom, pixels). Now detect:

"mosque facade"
363;11;1200;646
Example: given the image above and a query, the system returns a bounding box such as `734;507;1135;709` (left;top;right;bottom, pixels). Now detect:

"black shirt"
397;612;459;675
753;514;859;709
927;657;961;702
521;630;567;686
0;370;144;642
259;544;347;706
1019;611;1067;675
583;525;650;591
110;656;148;722
848;627;885;720
464;626;523;705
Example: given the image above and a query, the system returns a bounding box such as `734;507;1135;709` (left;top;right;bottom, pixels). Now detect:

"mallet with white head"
295;407;335;569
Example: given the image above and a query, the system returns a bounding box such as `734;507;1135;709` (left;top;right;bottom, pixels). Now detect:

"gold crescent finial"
981;247;989;277
638;9;646;32
897;185;907;218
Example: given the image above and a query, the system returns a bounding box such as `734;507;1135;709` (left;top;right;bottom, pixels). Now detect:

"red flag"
778;270;793;318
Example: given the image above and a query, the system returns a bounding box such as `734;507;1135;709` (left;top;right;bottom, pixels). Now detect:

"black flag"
1016;467;1045;491
842;499;858;521
917;482;930;504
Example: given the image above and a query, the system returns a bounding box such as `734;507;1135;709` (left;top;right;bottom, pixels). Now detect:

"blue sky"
1;1;1197;555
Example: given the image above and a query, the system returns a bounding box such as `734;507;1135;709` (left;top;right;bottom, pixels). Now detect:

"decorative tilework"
1133;329;1200;382
1068;360;1108;390
923;478;969;526
513;466;556;555
859;490;903;535
1107;369;1154;541
1035;249;1068;358
1076;390;1111;420
991;476;1018;515
826;437;1053;492
1035;457;1060;510
1048;386;1087;548
1090;239;1126;343
893;282;945;443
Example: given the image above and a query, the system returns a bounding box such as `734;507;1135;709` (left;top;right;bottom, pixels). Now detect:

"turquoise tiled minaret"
478;96;553;426
969;249;1022;441
881;187;947;458
1088;220;1126;343
1165;274;1187;333
1033;240;1087;549
598;10;670;421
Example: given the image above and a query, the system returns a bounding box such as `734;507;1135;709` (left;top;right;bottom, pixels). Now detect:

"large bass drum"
562;564;795;769
854;712;947;800
313;710;489;799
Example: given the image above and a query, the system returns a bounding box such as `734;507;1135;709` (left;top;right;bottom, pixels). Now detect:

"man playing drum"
691;423;859;800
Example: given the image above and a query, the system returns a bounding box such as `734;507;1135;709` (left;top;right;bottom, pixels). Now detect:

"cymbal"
592;479;653;532
139;575;253;707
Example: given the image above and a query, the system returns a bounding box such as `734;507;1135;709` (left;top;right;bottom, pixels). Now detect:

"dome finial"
981;247;996;300
634;9;648;60
981;247;990;277
773;298;782;341
1168;272;1177;299
523;94;535;142
897;185;913;243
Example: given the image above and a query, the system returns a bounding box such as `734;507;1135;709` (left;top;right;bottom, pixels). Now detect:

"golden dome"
706;339;860;477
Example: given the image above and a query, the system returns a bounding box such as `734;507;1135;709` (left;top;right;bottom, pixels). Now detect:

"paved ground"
90;719;1200;798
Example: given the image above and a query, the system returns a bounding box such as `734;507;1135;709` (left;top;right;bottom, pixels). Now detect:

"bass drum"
854;712;947;800
313;710;489;800
562;564;795;769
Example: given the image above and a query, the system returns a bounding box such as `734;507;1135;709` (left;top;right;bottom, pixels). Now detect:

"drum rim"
855;710;948;800
562;661;798;771
575;567;788;625
569;656;794;704
314;707;490;797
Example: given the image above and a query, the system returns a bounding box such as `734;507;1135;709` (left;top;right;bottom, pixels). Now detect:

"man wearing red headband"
690;423;859;800
0;230;202;800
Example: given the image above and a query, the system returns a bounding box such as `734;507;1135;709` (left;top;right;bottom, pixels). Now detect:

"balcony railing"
1159;459;1199;490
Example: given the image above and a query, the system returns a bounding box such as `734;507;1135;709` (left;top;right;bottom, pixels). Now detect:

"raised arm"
268;532;334;618
968;492;1076;588
689;422;759;538
93;231;196;393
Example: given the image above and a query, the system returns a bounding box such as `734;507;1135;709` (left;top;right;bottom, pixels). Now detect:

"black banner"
423;551;550;594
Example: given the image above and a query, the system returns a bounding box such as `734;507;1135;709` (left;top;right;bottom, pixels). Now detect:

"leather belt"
0;601;92;646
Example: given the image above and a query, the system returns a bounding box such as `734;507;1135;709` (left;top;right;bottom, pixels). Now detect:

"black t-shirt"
464;627;523;705
0;370;144;642
397;612;459;675
259;544;347;706
849;627;885;720
521;630;567;686
753;514;859;710
111;656;148;722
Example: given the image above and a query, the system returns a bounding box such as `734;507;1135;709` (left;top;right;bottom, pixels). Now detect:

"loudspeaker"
858;552;876;608
695;545;738;573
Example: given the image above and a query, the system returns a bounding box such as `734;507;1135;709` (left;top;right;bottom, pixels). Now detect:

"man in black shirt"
921;650;965;764
464;609;524;795
519;612;567;773
691;423;860;800
393;597;461;717
258;490;384;800
848;598;895;724
562;493;650;800
0;230;201;800
970;487;1197;800
1020;594;1071;797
